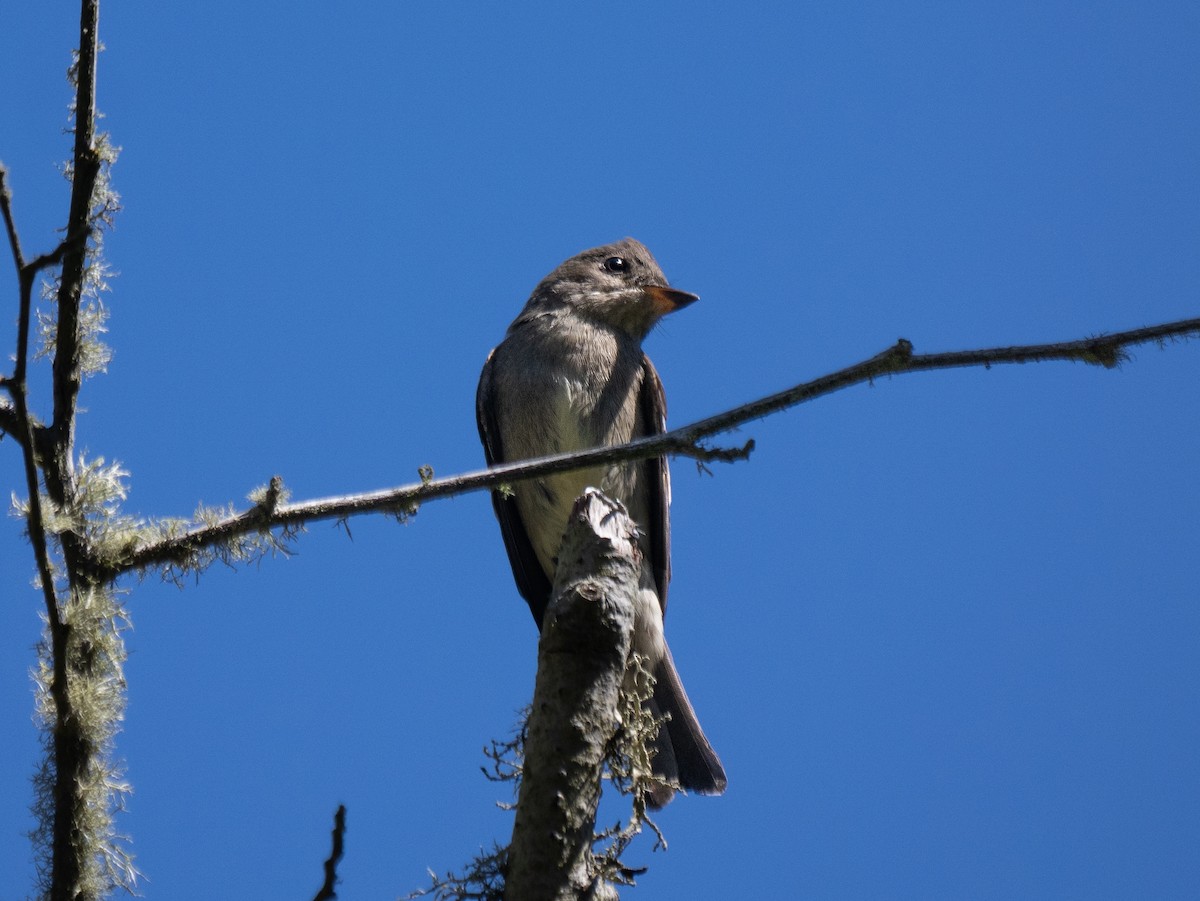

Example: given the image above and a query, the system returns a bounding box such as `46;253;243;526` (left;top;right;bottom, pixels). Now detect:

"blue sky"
2;2;1198;898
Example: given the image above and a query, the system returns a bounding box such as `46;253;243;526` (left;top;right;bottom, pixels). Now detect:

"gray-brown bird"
476;237;726;806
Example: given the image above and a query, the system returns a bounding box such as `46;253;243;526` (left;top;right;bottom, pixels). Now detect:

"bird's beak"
643;285;700;315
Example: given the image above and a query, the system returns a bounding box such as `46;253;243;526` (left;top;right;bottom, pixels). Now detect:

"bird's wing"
476;348;554;627
639;354;672;613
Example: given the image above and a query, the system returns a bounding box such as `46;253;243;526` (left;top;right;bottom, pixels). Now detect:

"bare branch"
310;805;347;901
108;316;1200;582
670;319;1200;445
0;162;83;291
0;398;17;437
0;164;26;271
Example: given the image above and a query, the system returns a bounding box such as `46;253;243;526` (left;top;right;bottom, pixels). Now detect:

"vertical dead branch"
505;490;639;901
41;6;104;895
2;3;137;899
311;805;347;901
51;0;100;448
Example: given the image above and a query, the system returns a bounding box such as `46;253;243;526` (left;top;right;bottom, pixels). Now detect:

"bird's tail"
646;643;727;808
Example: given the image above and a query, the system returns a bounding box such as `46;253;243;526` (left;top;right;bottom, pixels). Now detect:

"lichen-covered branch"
50;0;102;447
1;1;135;898
505;490;639;901
0;166;63;630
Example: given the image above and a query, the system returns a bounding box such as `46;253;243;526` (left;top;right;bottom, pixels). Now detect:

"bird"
476;237;726;806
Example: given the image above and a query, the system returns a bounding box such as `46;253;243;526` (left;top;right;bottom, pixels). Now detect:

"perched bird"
476;237;726;806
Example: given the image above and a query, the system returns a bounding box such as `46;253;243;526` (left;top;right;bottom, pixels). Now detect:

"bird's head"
522;237;698;339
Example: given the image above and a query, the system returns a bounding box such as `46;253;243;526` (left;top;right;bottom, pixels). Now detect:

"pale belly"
519;453;644;578
505;376;664;661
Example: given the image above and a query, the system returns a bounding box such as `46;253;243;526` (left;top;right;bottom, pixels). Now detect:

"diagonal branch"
107;316;1200;581
671;319;1200;444
1;164;27;271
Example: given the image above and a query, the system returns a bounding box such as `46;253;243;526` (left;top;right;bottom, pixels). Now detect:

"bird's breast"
505;364;645;576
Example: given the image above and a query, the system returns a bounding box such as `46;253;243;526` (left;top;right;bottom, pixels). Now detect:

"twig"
670;320;1200;444
0;165;26;271
0;169;63;630
0;227;85;450
107;316;1200;581
310;805;346;901
7;319;61;633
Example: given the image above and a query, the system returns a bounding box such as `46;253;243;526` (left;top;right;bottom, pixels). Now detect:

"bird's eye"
602;256;629;273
